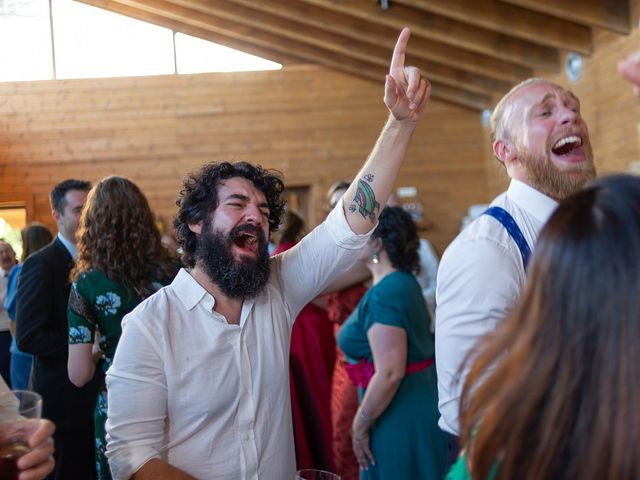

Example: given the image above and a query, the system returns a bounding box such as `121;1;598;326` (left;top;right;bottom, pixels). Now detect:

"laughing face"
500;81;596;200
191;177;272;298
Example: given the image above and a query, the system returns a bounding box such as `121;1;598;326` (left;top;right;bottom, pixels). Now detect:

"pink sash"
344;357;434;389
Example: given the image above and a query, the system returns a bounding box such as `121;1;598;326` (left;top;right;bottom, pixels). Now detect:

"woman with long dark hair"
67;176;179;480
337;206;447;479
451;175;640;479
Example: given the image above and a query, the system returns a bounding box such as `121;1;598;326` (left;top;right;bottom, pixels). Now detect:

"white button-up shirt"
435;179;558;435
105;205;371;480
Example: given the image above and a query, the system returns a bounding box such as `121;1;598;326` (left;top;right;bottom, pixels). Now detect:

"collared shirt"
435;179;558;435
0;268;10;332
105;205;371;480
57;232;77;260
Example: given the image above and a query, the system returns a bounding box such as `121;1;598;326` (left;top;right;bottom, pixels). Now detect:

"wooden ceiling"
78;0;632;111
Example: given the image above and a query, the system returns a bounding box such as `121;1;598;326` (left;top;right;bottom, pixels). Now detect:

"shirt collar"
172;268;256;326
507;179;559;224
172;268;211;311
57;232;77;260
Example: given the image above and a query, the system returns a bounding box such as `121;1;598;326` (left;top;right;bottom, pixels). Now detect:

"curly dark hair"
372;206;420;274
72;176;179;298
174;161;286;267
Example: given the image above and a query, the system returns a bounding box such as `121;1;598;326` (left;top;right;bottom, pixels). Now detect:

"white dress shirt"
415;238;439;326
105;205;371;480
435;179;558;435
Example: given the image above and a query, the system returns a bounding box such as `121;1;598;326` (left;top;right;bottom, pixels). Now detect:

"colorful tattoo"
353;176;380;222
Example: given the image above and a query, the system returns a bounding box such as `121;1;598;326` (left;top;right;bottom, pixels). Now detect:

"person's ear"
188;222;202;235
52;209;61;223
370;237;383;253
493;138;518;168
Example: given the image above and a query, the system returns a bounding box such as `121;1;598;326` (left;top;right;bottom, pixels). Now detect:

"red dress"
274;241;336;471
326;283;367;480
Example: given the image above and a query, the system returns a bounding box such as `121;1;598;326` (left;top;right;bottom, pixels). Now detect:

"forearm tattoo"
350;174;380;223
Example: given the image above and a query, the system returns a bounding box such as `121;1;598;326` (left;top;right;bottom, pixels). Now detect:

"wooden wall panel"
485;2;640;199
0;65;488;254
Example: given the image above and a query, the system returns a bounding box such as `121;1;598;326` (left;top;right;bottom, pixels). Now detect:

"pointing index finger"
390;27;411;75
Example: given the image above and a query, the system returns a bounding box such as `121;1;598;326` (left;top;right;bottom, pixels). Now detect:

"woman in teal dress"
337;206;447;480
67;176;179;480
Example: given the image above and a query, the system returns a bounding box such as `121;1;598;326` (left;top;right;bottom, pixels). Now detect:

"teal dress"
68;269;166;480
337;271;448;480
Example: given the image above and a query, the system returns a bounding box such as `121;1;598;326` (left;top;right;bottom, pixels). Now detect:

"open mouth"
231;228;262;255
551;135;582;156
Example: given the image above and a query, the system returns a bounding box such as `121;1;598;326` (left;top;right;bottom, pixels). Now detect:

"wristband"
358;407;374;424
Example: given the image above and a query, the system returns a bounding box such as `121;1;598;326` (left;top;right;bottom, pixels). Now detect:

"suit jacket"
16;237;102;431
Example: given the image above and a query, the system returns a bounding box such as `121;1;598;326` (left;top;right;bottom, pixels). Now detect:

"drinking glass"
296;469;342;480
0;390;43;480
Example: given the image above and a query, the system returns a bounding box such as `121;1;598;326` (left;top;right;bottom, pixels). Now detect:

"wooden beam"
393;0;592;54
335;62;493;112
161;0;512;96
184;0;533;84
78;0;306;66
78;0;490;110
298;0;559;71
499;0;630;34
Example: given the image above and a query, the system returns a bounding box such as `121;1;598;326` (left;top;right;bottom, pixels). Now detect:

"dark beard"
196;221;270;299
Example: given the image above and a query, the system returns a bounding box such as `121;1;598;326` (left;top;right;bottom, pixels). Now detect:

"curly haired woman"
66;176;179;480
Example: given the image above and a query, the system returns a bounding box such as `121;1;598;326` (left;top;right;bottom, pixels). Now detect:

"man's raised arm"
341;27;430;234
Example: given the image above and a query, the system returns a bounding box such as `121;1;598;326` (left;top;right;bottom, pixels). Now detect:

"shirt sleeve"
68;279;96;345
3;266;20;320
363;289;407;331
435;235;524;435
16;254;67;359
105;313;167;480
274;204;372;320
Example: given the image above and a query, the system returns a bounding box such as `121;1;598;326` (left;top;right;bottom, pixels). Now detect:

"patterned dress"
68;269;166;480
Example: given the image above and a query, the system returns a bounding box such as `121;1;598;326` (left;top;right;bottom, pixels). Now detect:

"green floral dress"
68;269;166;480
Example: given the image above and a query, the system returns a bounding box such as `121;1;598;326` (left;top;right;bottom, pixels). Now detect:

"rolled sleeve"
275;203;373;318
106;314;167;480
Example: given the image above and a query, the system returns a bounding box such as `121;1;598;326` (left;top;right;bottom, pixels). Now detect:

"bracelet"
358;407;374;424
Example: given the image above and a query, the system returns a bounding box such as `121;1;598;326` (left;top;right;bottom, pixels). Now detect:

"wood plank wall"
0;66;488;254
485;2;640;198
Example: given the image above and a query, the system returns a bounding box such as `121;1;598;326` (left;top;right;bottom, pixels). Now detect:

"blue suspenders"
483;206;532;270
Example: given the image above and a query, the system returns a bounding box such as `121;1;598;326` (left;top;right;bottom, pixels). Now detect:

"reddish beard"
519;144;596;200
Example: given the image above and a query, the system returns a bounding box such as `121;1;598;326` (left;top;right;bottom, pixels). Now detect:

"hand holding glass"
0;390;44;480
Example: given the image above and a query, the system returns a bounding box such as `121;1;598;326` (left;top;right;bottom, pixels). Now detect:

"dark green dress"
337;270;448;480
68;269;165;480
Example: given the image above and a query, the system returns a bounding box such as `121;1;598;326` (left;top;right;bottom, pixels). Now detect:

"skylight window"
175;33;281;74
0;0;282;82
52;0;175;79
0;0;53;81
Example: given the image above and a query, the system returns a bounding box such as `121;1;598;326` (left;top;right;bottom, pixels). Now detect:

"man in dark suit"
17;178;101;480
